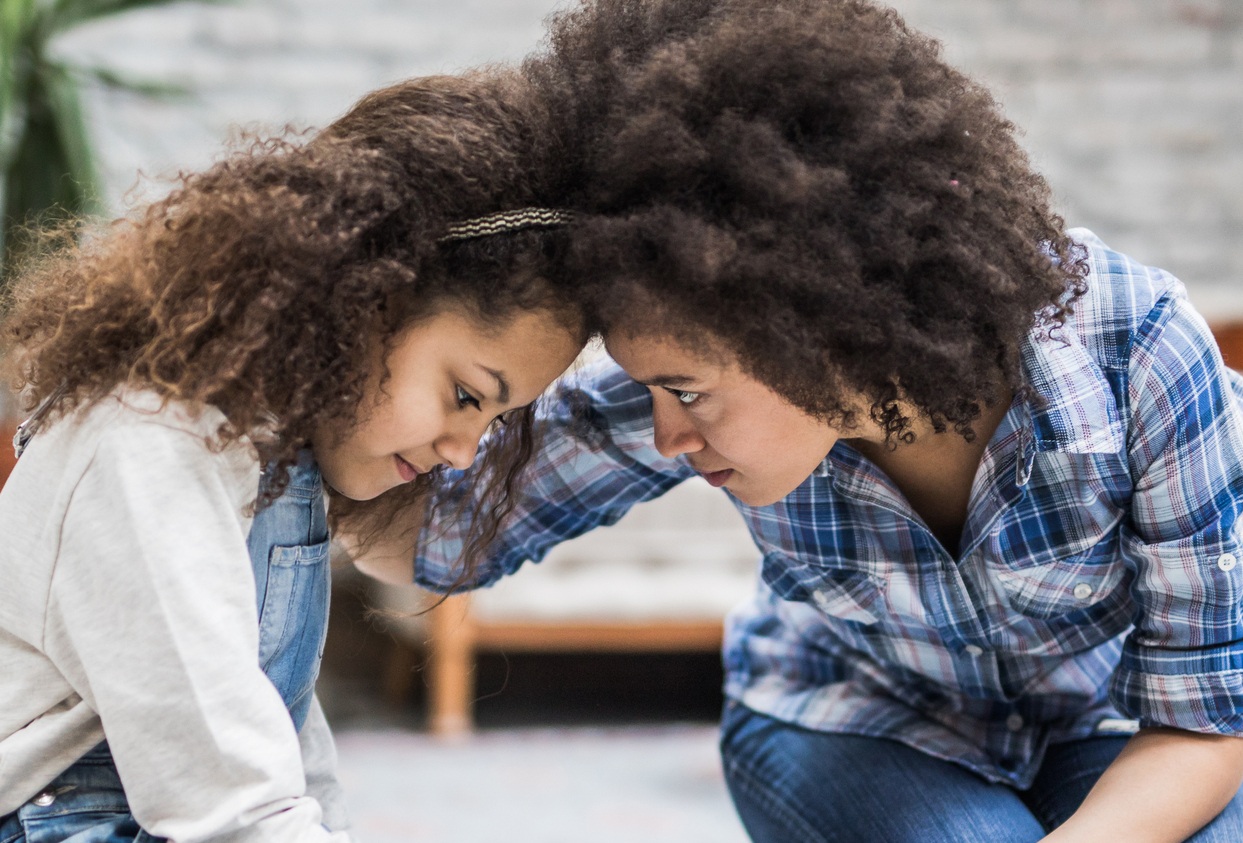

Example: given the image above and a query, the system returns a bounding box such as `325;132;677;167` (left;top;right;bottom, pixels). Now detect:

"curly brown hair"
526;0;1088;442
1;71;588;566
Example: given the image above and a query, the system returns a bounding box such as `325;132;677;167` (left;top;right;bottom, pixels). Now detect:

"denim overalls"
0;433;331;843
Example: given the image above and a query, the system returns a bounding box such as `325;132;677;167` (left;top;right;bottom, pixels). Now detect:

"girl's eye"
455;385;481;411
665;387;701;405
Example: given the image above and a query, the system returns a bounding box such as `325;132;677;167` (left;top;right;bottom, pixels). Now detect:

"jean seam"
725;756;835;843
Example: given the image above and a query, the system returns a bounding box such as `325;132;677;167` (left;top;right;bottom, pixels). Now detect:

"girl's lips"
699;468;734;488
394;454;421;482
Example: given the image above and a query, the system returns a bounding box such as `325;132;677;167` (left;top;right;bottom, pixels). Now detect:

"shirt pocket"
760;550;885;626
257;539;331;724
990;536;1127;621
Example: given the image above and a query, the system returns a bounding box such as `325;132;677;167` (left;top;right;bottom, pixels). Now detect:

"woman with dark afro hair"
0;72;587;841
355;0;1243;840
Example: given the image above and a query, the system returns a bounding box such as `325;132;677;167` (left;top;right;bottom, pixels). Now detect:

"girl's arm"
301;694;352;835
49;420;349;842
1044;728;1243;842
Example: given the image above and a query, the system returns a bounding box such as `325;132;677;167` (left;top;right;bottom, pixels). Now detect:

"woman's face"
314;306;581;501
605;331;885;507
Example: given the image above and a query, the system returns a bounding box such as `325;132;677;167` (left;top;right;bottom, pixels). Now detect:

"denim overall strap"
246;448;332;731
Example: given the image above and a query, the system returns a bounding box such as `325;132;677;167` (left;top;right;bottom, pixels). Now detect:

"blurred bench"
372;476;758;735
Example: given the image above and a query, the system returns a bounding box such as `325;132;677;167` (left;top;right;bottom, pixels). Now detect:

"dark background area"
318;579;726;731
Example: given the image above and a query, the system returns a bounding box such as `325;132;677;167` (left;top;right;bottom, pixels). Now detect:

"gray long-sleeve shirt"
0;391;352;841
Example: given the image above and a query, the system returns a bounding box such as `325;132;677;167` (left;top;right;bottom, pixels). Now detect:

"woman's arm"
345;359;697;592
338;501;423;586
1055;291;1243;841
1043;728;1243;842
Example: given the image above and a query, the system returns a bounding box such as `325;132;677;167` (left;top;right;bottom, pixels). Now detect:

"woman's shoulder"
1065;228;1189;360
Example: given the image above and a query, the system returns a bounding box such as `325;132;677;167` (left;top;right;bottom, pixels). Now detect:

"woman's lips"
394;454;422;482
699;468;734;487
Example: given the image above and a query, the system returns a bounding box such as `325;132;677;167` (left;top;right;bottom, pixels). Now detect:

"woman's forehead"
604;330;735;382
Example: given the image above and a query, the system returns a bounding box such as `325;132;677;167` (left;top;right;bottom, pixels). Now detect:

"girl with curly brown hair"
0;72;585;842
354;0;1243;840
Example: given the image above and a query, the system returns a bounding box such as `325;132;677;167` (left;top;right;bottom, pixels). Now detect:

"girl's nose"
434;425;483;471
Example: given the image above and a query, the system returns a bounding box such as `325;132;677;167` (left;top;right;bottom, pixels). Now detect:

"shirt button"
1218;553;1237;572
1073;582;1093;601
964;645;984;657
1006;713;1024;732
32;790;56;807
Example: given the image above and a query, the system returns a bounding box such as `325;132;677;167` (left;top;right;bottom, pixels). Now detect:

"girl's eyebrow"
478;366;511;404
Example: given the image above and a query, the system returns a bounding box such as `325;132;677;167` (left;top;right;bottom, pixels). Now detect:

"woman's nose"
651;393;706;458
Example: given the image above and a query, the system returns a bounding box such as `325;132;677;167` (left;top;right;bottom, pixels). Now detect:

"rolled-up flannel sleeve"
415;358;696;592
1111;292;1243;733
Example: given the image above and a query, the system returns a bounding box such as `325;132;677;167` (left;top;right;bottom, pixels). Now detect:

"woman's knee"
1185;784;1243;842
719;704;1045;843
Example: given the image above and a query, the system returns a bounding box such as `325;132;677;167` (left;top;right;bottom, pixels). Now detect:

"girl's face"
314;307;581;501
605;331;886;507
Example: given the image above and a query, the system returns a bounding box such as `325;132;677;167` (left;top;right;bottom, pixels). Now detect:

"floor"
334;725;748;843
319;579;750;842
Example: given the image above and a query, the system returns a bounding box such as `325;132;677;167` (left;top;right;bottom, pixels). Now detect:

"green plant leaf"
80;64;189;97
0;0;38;165
3;0;225;277
5;72;88;214
38;63;100;212
2;59;100;272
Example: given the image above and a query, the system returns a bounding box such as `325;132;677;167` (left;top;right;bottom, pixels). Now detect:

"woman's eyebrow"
478;366;510;404
639;374;699;389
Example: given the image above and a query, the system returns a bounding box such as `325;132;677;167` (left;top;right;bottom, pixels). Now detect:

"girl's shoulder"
49;387;239;449
12;388;258;503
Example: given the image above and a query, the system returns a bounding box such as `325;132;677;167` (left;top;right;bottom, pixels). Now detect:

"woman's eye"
455;385;481;411
665;387;701;405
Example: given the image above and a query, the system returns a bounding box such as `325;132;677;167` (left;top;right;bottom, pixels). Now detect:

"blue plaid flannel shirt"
417;229;1243;787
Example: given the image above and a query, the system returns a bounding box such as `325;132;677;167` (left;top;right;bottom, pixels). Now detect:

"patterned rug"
334;724;750;843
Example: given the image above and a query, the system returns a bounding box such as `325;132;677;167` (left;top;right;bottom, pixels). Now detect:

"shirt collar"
1019;329;1125;455
812;326;1125;484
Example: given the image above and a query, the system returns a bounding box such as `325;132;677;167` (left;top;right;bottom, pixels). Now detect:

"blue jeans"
720;702;1243;842
0;745;162;843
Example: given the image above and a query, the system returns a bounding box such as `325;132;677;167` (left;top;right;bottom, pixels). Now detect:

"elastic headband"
438;207;574;243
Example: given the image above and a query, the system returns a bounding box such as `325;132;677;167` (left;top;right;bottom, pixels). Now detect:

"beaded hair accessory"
438;207;574;243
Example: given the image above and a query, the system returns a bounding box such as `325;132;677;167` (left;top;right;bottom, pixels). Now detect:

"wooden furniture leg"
427;594;476;737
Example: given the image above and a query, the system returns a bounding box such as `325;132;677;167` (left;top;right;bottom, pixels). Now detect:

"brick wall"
54;0;1242;318
890;0;1243;323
